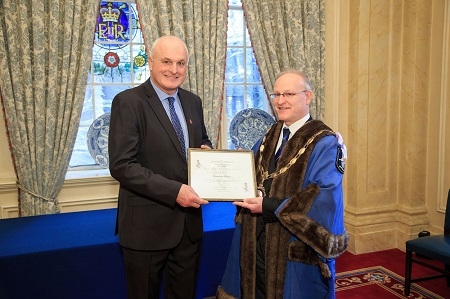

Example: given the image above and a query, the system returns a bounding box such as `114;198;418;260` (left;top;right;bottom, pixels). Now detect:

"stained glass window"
69;0;148;168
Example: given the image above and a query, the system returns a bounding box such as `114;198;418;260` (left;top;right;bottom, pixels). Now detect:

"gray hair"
276;69;312;90
149;35;189;63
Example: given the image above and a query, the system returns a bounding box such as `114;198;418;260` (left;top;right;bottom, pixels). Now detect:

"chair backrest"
444;189;450;234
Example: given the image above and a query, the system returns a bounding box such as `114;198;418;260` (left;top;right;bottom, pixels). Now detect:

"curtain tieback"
16;182;56;202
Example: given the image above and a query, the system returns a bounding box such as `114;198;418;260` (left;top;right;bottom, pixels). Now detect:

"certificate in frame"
188;149;257;201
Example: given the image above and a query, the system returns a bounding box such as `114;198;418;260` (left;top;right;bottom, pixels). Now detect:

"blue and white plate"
230;108;276;150
87;113;110;168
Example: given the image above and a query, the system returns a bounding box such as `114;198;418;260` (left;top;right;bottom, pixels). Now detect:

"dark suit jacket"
108;78;212;251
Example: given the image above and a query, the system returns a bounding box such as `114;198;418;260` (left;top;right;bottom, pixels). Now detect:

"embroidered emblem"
336;146;345;174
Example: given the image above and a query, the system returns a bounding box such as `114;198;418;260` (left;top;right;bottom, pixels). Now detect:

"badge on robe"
336;146;345;174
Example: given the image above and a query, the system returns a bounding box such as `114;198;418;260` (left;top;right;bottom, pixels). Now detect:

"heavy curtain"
242;0;325;120
136;0;228;148
0;0;98;216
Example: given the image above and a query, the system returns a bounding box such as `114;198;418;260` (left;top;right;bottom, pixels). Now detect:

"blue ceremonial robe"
218;121;348;299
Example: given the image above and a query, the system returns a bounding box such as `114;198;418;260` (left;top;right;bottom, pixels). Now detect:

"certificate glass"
188;149;257;201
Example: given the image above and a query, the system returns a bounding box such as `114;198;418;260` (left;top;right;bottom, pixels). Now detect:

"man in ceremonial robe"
217;70;348;299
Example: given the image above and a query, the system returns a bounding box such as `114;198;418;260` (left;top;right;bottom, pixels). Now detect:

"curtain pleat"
0;0;324;216
0;0;98;216
137;0;228;148
242;0;325;120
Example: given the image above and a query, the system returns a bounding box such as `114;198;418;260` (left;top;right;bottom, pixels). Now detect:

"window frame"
220;4;271;149
67;0;144;178
67;1;271;178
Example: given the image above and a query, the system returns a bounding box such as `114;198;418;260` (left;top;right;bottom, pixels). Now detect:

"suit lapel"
144;80;186;159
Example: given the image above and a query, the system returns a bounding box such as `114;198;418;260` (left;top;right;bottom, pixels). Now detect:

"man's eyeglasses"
269;90;309;99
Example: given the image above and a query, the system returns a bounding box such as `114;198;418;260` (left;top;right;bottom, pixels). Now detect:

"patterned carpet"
336;266;444;299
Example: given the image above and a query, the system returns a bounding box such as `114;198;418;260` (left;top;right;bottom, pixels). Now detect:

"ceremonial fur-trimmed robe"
217;120;349;299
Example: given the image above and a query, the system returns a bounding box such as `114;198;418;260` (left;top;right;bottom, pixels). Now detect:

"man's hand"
233;197;263;214
200;145;211;150
176;184;209;208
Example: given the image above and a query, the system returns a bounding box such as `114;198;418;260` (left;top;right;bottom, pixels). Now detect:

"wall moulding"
63;176;118;188
345;206;428;228
59;197;118;213
437;0;450;213
0;205;19;219
0;181;17;194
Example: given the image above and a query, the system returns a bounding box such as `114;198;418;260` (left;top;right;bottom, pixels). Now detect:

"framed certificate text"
188;149;257;201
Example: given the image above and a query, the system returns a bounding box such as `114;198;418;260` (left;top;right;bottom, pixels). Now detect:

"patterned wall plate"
230;108;276;150
87;113;110;168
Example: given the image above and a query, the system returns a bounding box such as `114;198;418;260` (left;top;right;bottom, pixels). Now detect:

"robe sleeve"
275;135;348;259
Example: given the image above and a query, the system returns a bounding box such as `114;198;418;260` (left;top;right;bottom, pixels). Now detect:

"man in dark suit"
108;35;212;299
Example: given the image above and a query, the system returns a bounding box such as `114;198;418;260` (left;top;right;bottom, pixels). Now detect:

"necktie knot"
282;128;290;140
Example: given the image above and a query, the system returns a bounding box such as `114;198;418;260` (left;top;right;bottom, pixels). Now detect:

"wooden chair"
404;189;450;296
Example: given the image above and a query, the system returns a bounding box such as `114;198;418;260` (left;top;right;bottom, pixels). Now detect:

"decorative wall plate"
230;108;275;150
87;113;110;168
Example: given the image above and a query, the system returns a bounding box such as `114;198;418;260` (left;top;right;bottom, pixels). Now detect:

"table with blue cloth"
0;203;235;299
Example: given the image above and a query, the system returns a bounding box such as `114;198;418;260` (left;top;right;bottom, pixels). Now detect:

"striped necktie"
167;97;186;158
275;128;290;162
